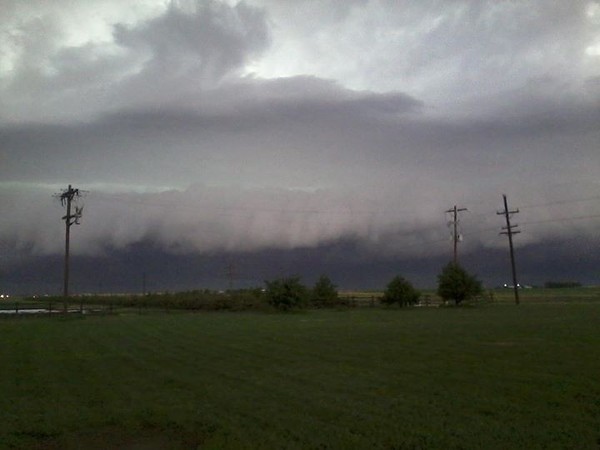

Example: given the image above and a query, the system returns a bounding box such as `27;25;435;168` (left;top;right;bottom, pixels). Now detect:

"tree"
437;263;483;305
381;276;421;307
264;277;308;311
310;275;338;306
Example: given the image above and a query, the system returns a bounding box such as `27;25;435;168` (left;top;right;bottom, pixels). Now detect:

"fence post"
49;301;52;316
15;302;19;315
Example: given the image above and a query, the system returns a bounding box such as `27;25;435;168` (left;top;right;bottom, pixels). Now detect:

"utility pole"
497;194;520;305
56;185;84;308
446;205;468;264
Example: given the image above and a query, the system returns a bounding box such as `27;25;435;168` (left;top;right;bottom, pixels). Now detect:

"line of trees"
32;264;483;313
264;263;483;311
375;262;483;307
264;275;344;310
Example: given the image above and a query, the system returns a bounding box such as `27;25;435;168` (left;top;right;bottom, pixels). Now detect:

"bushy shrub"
264;277;308;311
381;276;421;307
437;263;483;305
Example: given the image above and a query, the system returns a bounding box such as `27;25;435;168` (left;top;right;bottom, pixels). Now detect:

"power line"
520;214;600;226
519;195;600;210
86;191;600;226
79;190;599;263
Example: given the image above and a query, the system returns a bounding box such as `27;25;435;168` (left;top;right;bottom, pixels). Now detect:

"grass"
1;303;599;449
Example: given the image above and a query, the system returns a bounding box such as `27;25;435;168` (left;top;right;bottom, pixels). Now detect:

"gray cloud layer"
1;0;599;286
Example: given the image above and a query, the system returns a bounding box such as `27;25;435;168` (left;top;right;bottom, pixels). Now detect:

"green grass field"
1;302;599;449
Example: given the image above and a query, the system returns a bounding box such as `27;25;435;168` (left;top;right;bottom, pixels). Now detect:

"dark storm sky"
1;0;599;293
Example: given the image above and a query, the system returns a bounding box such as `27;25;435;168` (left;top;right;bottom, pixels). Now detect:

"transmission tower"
497;194;520;305
225;262;237;290
446;205;468;264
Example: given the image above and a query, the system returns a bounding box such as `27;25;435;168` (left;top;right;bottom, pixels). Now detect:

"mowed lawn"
1;304;599;449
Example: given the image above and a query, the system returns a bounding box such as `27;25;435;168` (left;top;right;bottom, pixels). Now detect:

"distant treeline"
40;289;270;312
33;284;353;313
23;266;487;313
544;281;582;289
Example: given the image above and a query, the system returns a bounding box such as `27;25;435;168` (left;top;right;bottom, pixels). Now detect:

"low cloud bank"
1;181;598;271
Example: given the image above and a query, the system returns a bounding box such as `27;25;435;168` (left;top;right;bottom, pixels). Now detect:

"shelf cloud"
1;0;599;291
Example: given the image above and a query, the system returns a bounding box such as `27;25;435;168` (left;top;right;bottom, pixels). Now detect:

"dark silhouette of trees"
264;277;308;311
311;275;338;306
437;263;483;305
381;276;421;307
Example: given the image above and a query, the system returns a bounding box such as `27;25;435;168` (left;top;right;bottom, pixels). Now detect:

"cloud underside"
0;0;599;280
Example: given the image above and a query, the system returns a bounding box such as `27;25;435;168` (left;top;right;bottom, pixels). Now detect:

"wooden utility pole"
57;185;84;308
446;205;468;264
497;194;520;305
